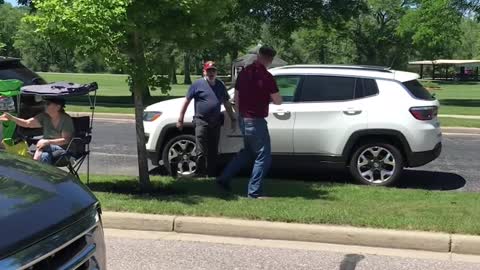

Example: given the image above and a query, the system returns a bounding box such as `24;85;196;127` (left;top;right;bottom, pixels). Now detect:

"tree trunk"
231;50;239;62
128;29;151;191
184;51;192;85
169;54;177;84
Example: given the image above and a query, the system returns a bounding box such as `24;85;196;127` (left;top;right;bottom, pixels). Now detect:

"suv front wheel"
162;134;199;177
349;142;404;186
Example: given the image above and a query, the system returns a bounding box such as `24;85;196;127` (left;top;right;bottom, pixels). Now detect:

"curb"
102;212;175;231
102;212;480;256
451;234;480;255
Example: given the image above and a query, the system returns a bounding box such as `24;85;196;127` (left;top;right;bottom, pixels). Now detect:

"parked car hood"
0;152;97;259
145;96;184;113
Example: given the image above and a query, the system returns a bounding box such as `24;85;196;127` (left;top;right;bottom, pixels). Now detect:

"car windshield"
0;61;46;86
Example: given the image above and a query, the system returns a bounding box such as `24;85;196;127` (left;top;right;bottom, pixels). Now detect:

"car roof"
0;56;20;63
269;65;419;82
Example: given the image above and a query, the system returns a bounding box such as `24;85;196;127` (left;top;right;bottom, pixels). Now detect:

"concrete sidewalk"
102;212;480;256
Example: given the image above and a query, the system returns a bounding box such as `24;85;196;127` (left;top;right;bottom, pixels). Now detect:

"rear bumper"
408;142;442;167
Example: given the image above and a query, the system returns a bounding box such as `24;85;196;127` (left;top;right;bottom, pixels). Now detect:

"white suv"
143;65;442;186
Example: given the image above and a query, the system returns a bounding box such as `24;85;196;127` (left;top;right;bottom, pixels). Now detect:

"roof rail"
273;64;392;73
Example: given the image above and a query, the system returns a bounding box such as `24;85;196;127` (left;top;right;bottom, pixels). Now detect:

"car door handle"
343;109;362;116
273;110;291;120
273;110;291;116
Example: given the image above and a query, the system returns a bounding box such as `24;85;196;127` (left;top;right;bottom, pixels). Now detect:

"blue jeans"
218;118;272;198
40;145;65;164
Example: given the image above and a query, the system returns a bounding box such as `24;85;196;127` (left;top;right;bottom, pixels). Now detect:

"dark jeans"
218;118;272;198
194;118;221;177
40;145;66;164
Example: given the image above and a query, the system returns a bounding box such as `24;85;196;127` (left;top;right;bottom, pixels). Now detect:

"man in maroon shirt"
216;45;282;198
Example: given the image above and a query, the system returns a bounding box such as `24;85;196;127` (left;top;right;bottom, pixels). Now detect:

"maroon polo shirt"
236;61;279;118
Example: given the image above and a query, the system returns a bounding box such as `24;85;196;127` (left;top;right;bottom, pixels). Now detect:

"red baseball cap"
203;61;217;71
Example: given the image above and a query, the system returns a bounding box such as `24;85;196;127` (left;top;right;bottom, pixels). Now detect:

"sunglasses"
44;101;61;106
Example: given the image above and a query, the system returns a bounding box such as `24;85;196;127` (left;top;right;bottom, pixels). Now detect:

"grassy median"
86;175;480;235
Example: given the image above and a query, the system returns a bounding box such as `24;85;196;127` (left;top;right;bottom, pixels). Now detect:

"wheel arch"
342;129;412;165
154;123;195;164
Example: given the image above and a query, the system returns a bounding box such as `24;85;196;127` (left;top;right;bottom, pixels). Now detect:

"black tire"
162;134;198;177
348;141;404;186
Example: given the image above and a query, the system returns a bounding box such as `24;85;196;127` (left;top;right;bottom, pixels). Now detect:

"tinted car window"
299;76;355;102
402;80;435;100
355;78;379;98
274;76;301;102
0;60;46;85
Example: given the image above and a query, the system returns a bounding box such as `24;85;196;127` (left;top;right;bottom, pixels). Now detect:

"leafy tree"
456;18;480;59
352;0;409;67
14;19;76;72
26;0;232;190
398;0;463;59
0;3;25;57
238;0;367;38
293;21;357;65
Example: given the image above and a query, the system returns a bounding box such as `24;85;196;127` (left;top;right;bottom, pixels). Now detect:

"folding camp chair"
53;116;92;182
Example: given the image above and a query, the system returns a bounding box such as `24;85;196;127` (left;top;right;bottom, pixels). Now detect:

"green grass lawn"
86;175;480;235
38;72;193;97
39;72;190;113
440;117;480;128
423;80;480;116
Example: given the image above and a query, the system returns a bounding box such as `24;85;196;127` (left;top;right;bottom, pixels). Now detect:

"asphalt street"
105;229;480;270
82;119;480;192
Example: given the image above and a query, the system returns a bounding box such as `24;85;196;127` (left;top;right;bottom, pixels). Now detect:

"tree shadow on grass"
266;168;466;191
87;176;334;206
396;169;466;191
433;80;480;86
439;99;480;107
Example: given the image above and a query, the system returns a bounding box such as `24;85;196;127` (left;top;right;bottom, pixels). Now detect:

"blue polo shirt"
186;78;229;124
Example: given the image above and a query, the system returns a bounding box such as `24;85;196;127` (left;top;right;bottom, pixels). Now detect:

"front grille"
0;209;104;270
28;236;88;270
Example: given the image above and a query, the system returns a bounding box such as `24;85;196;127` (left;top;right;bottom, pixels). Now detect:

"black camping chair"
53;116;92;182
17;82;98;183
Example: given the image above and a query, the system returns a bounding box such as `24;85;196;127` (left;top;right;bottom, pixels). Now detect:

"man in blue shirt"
177;61;236;177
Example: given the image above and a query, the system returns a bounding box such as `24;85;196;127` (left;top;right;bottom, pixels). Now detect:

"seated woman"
0;97;74;164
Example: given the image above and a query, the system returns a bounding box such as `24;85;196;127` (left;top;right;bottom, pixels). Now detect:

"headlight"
88;212;107;270
143;111;162;121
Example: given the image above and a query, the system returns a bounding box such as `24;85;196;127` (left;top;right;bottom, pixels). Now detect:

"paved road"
105;229;480;270
82;119;480;191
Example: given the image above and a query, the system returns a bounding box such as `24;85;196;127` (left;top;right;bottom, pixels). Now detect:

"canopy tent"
21;81;98;96
231;45;287;84
408;59;480;80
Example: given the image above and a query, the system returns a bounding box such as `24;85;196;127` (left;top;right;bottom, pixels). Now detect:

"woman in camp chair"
0;97;74;164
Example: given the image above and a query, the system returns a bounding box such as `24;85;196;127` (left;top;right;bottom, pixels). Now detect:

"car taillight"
409;106;438;120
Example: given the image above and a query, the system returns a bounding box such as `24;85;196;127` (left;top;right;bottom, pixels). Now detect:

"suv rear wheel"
349;141;404;186
162;134;198;177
